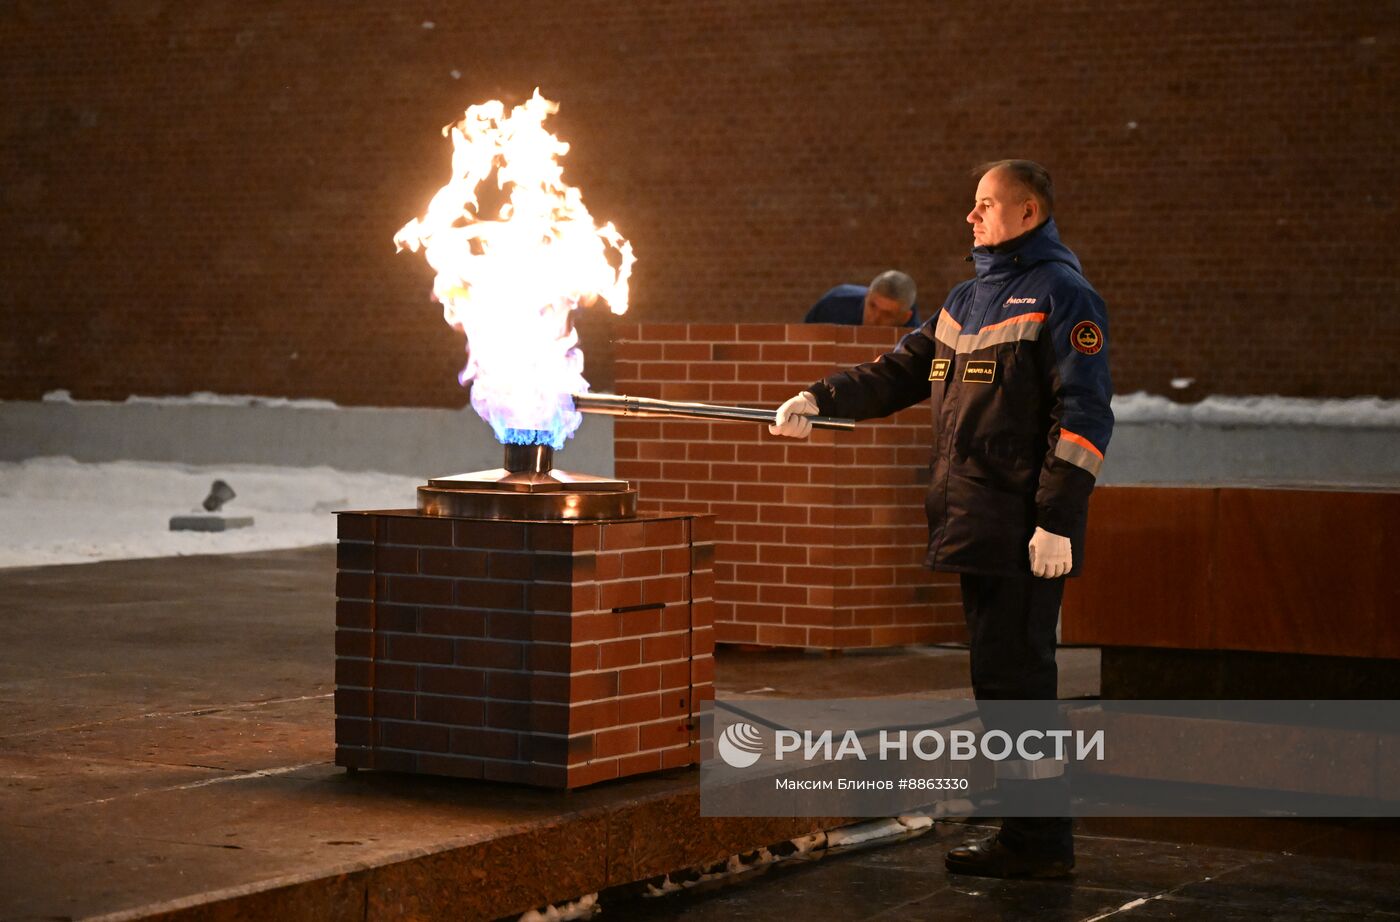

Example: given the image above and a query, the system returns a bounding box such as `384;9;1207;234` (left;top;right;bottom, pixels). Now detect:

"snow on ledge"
25;388;1400;429
1112;393;1400;429
39;389;342;410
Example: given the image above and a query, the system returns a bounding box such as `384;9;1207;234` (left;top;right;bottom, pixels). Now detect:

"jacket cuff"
807;381;837;417
1035;504;1082;537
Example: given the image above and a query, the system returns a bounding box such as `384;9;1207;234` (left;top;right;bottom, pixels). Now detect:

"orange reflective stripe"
979;311;1047;333
934;309;962;350
1059;429;1104;460
940;310;1047;353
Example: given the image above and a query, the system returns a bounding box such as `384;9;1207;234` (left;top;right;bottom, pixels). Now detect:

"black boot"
994;778;1074;859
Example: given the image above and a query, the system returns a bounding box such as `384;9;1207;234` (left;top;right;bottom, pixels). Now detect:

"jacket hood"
970;218;1082;281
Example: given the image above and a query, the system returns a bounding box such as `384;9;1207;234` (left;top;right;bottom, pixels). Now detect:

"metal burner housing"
417;444;637;520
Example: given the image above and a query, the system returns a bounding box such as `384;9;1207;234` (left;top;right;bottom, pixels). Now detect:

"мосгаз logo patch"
717;722;765;768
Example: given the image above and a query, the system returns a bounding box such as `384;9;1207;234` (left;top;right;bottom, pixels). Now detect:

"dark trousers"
959;572;1073;858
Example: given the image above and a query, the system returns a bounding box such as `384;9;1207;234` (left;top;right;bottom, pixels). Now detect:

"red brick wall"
613;323;965;650
3;2;1396;404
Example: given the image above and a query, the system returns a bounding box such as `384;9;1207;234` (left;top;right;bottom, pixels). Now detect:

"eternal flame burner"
417;443;636;521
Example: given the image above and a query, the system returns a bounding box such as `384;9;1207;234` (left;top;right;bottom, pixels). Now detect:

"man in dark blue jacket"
804;270;919;326
772;160;1113;879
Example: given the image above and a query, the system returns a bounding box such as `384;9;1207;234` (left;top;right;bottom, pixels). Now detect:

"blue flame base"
503;428;561;450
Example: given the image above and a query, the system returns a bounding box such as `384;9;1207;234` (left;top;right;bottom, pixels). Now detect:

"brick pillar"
334;510;715;788
612;322;965;650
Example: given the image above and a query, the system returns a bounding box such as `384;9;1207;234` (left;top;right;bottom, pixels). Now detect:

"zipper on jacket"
929;277;1011;567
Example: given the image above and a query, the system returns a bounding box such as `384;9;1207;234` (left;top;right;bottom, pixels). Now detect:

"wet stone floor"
602;822;1400;921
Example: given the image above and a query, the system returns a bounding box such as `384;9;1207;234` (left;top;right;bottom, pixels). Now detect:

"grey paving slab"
1048;833;1267;897
872;880;1148;922
0;549;337;731
0;821;278;922
0;747;224;813
5;694;335;792
1166;852;1400;917
1112;893;1400;921
848;825;1265;897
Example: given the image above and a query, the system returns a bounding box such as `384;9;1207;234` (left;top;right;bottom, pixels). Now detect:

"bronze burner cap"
417;467;636;520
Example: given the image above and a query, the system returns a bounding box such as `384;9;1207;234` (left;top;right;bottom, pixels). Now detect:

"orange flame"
394;89;633;448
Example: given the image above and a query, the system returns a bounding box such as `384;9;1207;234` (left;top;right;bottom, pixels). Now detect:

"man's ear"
1023;197;1039;225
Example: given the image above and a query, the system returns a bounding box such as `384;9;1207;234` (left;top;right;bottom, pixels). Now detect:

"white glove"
1028;526;1072;578
769;391;818;439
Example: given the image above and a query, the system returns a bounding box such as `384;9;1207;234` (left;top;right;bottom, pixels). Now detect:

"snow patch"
1113;393;1400;428
517;893;597;921
39;389;342;410
825;818;909;850
0;457;420;569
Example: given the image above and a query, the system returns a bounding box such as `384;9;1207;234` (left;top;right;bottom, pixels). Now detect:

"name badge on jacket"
962;360;997;384
928;358;950;381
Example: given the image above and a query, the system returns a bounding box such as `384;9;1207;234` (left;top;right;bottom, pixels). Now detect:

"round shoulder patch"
1070;320;1104;355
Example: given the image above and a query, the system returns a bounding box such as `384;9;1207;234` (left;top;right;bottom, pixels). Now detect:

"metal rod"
571;392;855;432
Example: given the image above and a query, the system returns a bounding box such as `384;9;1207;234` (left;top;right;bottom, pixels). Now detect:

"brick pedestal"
334;510;715;789
613;322;965;650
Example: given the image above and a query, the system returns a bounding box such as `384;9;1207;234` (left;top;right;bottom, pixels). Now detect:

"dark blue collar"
968;218;1079;281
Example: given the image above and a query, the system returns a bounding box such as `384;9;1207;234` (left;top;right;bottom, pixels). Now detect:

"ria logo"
717;722;765;768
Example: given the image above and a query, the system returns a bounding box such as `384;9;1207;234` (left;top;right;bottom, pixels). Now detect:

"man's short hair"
869;270;917;307
974;159;1054;216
